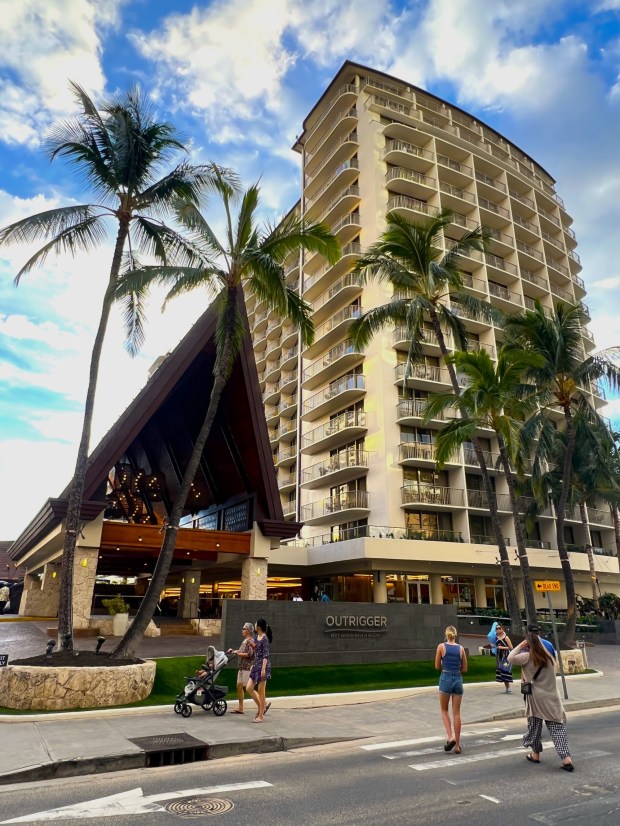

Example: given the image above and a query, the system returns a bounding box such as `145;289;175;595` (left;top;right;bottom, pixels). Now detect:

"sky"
1;0;620;538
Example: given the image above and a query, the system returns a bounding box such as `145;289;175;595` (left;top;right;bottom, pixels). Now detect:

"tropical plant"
347;209;522;632
0;83;223;649
424;346;543;623
504;300;620;644
110;169;340;658
102;594;131;615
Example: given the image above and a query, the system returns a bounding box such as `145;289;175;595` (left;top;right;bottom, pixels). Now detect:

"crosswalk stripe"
383;738;498;759
410;747;523;770
361;728;505;751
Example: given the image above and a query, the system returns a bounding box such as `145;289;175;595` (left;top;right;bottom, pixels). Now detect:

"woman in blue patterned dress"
247;618;272;723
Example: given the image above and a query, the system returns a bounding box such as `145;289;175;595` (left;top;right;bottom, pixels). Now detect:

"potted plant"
102;594;131;636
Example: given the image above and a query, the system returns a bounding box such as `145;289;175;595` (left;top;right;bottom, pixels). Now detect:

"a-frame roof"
10;300;300;562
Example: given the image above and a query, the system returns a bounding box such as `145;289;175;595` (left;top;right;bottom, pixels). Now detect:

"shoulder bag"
521;665;543;697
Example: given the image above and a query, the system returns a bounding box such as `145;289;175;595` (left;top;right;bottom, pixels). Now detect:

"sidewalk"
1;626;619;786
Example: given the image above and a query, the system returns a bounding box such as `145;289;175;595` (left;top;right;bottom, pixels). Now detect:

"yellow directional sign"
534;580;561;592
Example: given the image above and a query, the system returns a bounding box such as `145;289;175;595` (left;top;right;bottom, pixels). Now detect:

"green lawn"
0;655;512;714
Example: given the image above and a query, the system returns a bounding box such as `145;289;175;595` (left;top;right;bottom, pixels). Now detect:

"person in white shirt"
0;583;9;615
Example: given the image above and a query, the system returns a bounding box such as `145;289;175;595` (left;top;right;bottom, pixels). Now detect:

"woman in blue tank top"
434;625;468;754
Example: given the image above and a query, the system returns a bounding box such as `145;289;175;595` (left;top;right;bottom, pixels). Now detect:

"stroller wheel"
173;702;184;714
181;704;193;718
201;701;213;711
213;699;227;716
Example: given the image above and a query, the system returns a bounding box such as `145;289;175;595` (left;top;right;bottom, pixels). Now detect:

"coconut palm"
111;170;340;658
347;209;522;633
424;347;543;623
0;83;224;648
504;300;620;644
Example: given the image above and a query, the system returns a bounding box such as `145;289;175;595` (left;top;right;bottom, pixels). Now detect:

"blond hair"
445;625;457;641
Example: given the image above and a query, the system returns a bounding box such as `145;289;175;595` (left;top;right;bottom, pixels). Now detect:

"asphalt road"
0;707;618;825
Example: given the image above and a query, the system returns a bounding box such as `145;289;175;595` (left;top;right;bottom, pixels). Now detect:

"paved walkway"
1;622;619;786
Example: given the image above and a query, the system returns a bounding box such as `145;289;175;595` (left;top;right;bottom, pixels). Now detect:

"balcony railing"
567;544;615;557
489;281;522;304
401;485;465;506
289;524;463;546
437;153;473;176
398;441;436;463
301;490;370;520
310;303;362;344
439;181;476;203
395;362;451;384
302;449;369;484
520;268;548;290
384;140;435;162
510;189;536;209
485;253;518;275
470;534;510;546
463;447;500;469
304;85;357;146
387;194;439;218
516;239;544;262
547;258;569;277
305;107;358;165
478;197;510;218
302;410;367;448
386;166;436;189
303;340;362;382
397;398;445;420
307;158;360;207
302;373;366;415
513;214;539;234
475;171;506;192
487;227;513;246
305;132;359;192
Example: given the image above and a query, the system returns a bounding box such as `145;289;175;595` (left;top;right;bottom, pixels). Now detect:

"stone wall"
0;660;156;710
222;600;458;667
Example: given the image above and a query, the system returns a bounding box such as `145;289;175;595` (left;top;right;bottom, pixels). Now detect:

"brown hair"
527;630;554;668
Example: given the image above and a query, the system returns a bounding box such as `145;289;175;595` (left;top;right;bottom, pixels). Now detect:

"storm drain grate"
128;733;209;768
164;797;234;817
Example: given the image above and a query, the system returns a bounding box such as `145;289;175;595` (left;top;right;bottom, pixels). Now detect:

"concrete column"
430;574;444;606
404;575;410;604
178;572;202;618
72;547;99;629
18;562;62;616
373;571;388;603
474;576;488;609
241;557;268;600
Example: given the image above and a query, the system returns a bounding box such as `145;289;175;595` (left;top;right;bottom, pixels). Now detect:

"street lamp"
95;636;106;654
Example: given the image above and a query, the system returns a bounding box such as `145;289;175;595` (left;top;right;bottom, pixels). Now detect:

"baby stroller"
174;645;232;718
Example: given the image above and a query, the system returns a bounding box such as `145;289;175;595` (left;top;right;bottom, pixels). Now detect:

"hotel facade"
255;61;620;608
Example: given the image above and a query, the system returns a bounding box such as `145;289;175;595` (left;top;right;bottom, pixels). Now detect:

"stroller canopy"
207;646;228;670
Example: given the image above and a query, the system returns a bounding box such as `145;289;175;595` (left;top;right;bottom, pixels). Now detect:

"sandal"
560;762;575;772
526;754;541;764
264;702;272;715
230;710;244;714
444;739;456;752
454;746;462;755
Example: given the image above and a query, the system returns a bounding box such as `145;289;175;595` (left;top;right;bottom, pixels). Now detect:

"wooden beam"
100;522;251;554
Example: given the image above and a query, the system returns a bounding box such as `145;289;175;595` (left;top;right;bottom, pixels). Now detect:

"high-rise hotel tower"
248;62;618;607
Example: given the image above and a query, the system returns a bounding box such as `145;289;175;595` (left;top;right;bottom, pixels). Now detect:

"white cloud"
0;0;123;147
591;276;620;290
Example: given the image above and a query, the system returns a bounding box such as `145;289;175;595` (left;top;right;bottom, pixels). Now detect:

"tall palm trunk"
611;504;620;561
578;500;600;610
112;286;239;659
57;223;129;649
497;435;536;623
556;406;578;646
428;309;521;633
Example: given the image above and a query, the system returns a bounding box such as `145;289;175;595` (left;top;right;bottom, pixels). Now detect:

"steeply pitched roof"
9;299;300;562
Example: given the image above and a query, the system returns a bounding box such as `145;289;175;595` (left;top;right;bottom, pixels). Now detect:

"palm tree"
111;171;340;658
423;347;543;623
0;83;222;649
347;209;522;633
504;300;620;644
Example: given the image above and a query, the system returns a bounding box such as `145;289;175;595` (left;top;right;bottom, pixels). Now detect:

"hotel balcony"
303;303;362;359
401;485;465;508
280;344;298;373
567;543;616;557
282;497;297;519
509;188;537;215
470;533;510;546
398;441;460;468
549;282;574;304
368;93;422;126
305;158;360;220
277;471;296;494
394;362;452;390
478;196;511;228
303;240;362;302
383;140;435;173
467;489;553;515
301;449;370;490
393;326;452;355
446;211;480;239
546;257;570;280
302;373;366;422
463;446;501;472
305;108;359;177
301;490;371;526
277;393;298;419
475;169;507;197
438;180;477;212
280;369;298;395
304;131;359;200
317;184;361;232
310;271;362;325
302;340;364;391
485;253;519;282
520;268;549;297
461;273;488;296
304;84;357;152
566;506;613;527
437;153;473;187
488;281;523;310
386;194;439;222
385;166;437;201
513;213;540;242
274;445;297;469
396;398;447;425
302;410;367;455
263;381;280;405
487;227;514;256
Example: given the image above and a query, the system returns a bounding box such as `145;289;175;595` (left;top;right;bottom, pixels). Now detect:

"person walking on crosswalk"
435;625;468;755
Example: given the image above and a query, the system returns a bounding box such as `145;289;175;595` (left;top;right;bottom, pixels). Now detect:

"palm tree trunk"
556;406;578;647
112;286;239;659
57;223;129;649
578;500;600;610
428;309;521;634
497;436;537;623
612;504;620;561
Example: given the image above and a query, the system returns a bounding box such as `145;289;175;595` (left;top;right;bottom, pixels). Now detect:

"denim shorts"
439;670;464;695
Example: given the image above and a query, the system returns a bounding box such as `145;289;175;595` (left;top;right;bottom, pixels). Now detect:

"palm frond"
120;287;148;357
433;417;477;467
260;214;341;265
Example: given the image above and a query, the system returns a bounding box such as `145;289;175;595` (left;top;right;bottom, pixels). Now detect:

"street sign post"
533;581;568;700
0;654;8;667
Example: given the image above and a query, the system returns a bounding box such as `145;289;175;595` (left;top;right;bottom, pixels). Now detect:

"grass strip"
0;655;519;714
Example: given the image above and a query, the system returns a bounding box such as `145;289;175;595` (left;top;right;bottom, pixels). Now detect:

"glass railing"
302;410;367;448
302;450;369;484
303;340;361;382
401;485;465;506
303;373;366;415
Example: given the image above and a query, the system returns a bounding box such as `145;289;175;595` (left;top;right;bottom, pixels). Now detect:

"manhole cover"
129;733;207;752
164;797;234;817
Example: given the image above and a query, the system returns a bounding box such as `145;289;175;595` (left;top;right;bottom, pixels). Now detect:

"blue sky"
1;0;620;537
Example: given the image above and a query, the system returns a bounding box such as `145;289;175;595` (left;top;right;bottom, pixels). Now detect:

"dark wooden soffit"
258;519;303;540
100;523;251;555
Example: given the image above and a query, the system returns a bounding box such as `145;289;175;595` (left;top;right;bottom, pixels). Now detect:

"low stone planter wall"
190;618;221;636
0;660;156;710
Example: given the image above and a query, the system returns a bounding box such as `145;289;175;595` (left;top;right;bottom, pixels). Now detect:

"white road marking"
0;781;272;823
480;795;500;804
361;728;505;751
383;738;496;758
411;746;523;770
500;734;525;741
